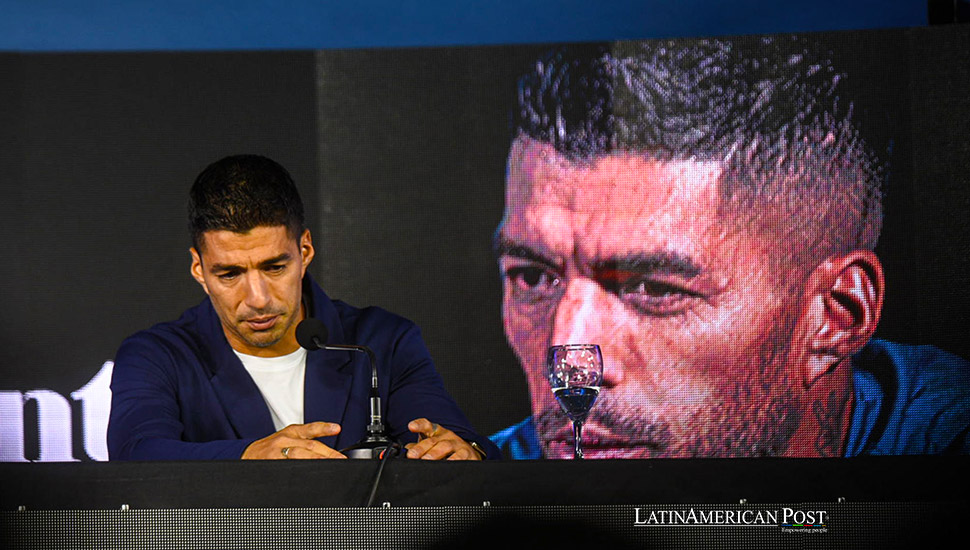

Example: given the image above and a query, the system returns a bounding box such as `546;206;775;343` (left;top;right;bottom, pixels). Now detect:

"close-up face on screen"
498;138;825;459
489;35;970;459
495;39;874;459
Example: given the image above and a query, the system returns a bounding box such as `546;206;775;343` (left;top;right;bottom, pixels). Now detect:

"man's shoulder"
849;339;970;455
490;417;543;460
858;339;969;372
331;299;410;325
305;275;414;333
854;339;970;401
115;299;216;365
328;298;420;343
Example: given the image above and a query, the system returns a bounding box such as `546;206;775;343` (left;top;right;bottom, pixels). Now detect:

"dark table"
3;457;967;548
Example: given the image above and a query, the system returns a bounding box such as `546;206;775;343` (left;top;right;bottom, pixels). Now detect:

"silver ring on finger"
282;446;291;459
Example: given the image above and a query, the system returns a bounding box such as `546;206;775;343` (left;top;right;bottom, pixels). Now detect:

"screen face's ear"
801;250;884;387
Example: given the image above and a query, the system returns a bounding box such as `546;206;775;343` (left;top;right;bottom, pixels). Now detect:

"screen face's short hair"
188;154;305;250
512;37;884;273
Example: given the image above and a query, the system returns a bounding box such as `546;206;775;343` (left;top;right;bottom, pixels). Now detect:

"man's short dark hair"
512;37;884;273
188;154;305;251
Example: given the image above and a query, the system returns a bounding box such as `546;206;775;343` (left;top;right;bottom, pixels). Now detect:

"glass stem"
573;420;584;459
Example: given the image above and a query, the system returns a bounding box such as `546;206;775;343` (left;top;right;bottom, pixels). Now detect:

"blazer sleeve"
107;332;255;460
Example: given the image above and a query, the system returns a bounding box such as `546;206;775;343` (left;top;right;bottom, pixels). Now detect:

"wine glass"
547;344;604;459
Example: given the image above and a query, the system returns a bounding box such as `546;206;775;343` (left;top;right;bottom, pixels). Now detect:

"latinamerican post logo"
635;507;828;533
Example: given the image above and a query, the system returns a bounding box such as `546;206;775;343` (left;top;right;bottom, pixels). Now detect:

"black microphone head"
295;317;328;350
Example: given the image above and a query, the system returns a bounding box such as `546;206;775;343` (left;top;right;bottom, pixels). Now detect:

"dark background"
0;51;319;393
313;45;549;433
1;25;968;456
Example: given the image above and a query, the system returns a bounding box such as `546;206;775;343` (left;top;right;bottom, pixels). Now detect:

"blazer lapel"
303;348;354;449
200;301;277;439
302;276;356;449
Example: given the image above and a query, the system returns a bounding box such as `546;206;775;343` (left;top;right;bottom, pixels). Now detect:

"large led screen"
1;25;968;462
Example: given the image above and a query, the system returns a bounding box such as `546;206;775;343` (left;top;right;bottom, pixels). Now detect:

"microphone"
296;318;397;459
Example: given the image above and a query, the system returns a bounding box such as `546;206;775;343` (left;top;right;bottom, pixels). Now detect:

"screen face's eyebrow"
208;252;293;273
592;252;703;281
493;234;560;271
495;232;703;280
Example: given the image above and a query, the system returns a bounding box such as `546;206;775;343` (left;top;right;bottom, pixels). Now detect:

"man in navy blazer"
108;155;497;461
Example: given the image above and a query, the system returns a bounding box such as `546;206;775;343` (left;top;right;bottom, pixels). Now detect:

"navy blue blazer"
108;276;499;460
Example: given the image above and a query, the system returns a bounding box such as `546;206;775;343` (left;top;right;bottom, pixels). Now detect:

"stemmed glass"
547;344;604;459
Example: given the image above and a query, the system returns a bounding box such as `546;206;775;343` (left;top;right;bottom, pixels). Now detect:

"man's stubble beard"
234;307;292;349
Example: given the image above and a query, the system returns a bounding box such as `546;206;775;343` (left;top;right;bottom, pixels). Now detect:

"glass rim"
548;343;601;350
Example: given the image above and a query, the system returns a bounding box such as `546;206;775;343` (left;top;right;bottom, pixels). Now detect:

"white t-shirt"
233;347;307;431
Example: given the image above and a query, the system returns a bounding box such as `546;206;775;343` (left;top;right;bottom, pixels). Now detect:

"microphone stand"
309;335;395;460
297;318;401;506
